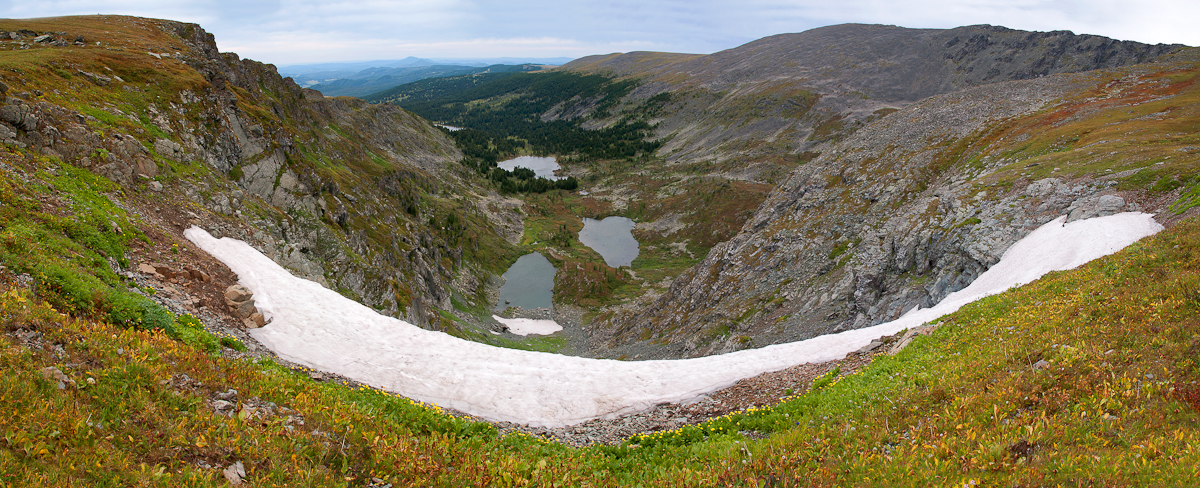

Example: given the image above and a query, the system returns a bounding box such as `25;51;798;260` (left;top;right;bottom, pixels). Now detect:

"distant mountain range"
301;63;551;98
277;56;574;97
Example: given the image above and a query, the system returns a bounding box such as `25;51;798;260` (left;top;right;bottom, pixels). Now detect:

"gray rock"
153;138;188;161
1067;194;1126;222
95;161;133;185
1096;195;1126;217
0;103;37;131
222;461;246;485
231;299;256;319
75;70;112;86
40;366;75;389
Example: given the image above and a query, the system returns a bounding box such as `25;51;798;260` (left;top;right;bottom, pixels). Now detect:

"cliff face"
0;16;518;327
600;54;1200;358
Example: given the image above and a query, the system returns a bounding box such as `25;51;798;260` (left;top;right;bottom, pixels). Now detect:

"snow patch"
493;315;562;336
185;213;1161;427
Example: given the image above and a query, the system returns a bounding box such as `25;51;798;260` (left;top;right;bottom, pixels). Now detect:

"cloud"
3;0;1195;64
223;32;671;65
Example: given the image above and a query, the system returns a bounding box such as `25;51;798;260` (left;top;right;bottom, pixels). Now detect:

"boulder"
187;268;211;282
153;138;188;161
134;156;157;178
231;299;257;319
137;263;163;278
225;285;257;319
1067;194;1126;222
153;265;181;279
40;366;76;389
224;285;253;302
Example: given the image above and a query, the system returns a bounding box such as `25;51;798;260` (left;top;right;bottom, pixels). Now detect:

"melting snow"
493;315;563;336
185;213;1161;427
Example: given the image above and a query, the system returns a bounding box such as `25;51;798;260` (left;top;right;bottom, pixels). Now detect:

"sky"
5;1;1198;67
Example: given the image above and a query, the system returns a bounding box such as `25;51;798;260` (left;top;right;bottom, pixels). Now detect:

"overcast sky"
6;1;1198;66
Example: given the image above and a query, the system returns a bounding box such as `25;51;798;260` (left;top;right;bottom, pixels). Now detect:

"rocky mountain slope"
564;24;1182;173
0;16;522;334
600;50;1200;357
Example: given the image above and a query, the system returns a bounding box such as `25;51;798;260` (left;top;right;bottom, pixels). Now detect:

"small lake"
494;252;556;311
578;217;639;268
498;156;561;180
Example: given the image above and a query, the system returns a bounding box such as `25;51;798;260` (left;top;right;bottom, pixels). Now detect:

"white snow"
185;213;1161;427
492;315;563;336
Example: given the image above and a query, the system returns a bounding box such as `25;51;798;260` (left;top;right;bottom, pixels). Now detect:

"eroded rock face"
602;73;1137;359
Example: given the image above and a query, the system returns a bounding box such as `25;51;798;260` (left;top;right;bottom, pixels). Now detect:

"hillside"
602;51;1200;357
0;15;531;348
565;23;1183;167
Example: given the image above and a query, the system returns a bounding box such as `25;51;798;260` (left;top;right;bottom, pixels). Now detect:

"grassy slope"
3;218;1197;486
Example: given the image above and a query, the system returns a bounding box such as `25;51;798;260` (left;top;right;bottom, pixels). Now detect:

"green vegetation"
961;66;1200;196
314;64;545;98
458;157;580;194
0;153;153;328
381;71;662;162
0;150;235;353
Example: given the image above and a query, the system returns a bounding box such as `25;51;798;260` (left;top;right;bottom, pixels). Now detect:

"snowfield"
492;315;562;336
186;213;1162;427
